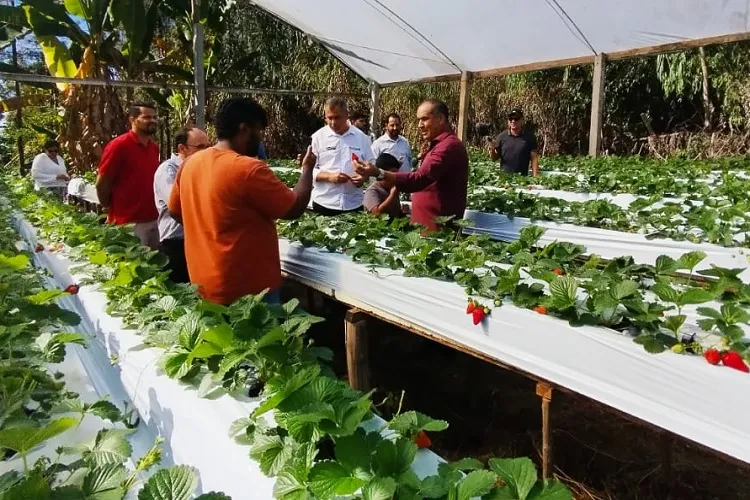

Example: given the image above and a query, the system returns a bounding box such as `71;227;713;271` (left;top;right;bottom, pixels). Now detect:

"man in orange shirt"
168;98;314;305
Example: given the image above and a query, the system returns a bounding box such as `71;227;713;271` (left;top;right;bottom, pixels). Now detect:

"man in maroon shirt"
96;102;161;249
354;99;468;231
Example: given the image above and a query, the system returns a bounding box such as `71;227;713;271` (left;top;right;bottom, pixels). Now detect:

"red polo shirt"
393;131;469;231
98;131;160;224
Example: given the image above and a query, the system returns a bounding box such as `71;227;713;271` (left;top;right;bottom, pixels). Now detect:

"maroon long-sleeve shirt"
393;131;469;231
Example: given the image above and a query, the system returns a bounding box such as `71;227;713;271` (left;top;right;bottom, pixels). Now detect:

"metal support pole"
192;0;205;128
457;71;472;142
369;82;381;138
588;53;606;156
11;0;24;176
536;381;554;478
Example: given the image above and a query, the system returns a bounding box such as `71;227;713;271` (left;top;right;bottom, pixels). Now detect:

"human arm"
95;142;120;207
282;147;316;219
487;135;500;161
531;151;539;177
167;167;183;224
364;185;399;216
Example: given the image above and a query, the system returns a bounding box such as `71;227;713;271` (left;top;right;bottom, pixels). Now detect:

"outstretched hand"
353;159;379;178
301;146;316;170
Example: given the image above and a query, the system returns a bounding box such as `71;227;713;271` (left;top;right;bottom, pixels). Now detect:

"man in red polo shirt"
354;99;468;231
96;102;161;249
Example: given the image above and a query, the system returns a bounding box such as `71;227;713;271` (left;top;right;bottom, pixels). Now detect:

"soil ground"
283;283;750;500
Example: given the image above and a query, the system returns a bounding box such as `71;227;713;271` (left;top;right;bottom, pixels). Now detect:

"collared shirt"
153;154;183;241
98;130;160;224
311;125;374;211
393;131;468;231
495;129;537;175
31;153;68;189
371;133;412;172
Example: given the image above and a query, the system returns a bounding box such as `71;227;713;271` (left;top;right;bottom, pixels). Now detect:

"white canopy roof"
250;0;750;85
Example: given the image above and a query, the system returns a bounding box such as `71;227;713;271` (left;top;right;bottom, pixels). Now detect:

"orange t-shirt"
168;148;296;305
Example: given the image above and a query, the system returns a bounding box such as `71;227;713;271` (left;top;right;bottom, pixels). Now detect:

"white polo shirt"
371;133;412;172
311;125;375;210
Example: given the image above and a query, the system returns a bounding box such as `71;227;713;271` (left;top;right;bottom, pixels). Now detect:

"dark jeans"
312;202;363;216
160;238;189;284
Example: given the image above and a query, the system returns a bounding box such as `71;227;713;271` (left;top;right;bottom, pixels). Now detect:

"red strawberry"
534;305;548;315
553;268;564;276
64;284;79;295
721;351;749;373
466;301;476;314
704;348;721;365
472;308;485;325
35;243;44;252
351;153;359;162
413;430;431;449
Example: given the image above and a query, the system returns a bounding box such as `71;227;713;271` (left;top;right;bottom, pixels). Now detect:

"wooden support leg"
660;432;673;484
536;381;554;478
345;309;370;392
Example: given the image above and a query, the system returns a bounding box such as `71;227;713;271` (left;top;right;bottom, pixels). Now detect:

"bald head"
175;126;209;159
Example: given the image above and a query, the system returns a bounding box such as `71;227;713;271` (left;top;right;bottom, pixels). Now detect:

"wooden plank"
457;72;472;142
369;83;381;138
606;31;750;61
588;53;606;157
345;309;370;391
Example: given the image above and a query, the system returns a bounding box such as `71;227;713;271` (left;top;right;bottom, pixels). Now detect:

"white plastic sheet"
278;239;750;464
462;209;750;281
249;0;750;84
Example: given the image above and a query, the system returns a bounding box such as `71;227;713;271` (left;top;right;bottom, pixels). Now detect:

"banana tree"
6;0;192;172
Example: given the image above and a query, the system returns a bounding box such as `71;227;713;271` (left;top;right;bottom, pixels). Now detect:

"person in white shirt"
371;113;412;172
310;97;373;216
30;139;70;200
153;126;209;283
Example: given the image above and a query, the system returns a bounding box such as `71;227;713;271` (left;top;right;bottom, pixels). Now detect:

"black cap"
507;108;524;120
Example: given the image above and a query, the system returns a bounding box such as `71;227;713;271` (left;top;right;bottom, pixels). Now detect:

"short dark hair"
215;97;268;140
375;152;400;171
385;113;401;123
43;139;60;151
174;126;193;151
128;101;156;119
422;99;449;121
350;110;368;121
324;97;348;113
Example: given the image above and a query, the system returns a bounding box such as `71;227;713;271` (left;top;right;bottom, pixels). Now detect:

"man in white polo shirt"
310;97;373;216
371;113;412;172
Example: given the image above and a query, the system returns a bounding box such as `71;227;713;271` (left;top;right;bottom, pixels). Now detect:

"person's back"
171;148;294;305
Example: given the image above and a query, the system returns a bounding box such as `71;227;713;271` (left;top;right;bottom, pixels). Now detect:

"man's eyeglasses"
507;117;521;122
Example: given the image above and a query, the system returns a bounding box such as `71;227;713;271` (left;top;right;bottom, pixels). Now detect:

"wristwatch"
376;168;386;180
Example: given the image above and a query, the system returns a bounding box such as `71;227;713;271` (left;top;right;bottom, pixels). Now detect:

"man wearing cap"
487;108;539;177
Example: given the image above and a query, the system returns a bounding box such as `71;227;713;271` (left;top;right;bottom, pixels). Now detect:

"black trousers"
312;202;363;216
160;238;189;284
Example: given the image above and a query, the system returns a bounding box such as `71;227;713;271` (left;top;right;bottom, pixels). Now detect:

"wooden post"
345;309;370;392
457;71;472;142
369;82;381;138
536;381;554;478
588;53;606;156
192;0;206;128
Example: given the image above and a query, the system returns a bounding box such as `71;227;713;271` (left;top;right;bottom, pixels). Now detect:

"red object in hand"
704;348;721;365
413;430;431;449
721;351;749;372
64;284;79;295
35;243;44;252
351;153;359;162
